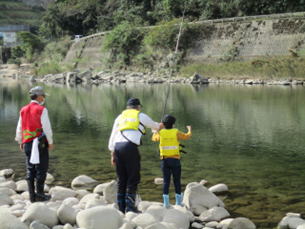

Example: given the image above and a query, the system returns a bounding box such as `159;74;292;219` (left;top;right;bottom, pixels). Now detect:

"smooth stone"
199;207;230;222
85;196;107;209
145;205;166;221
47;201;63;211
21;202;58;227
208;184;229;193
63;223;74;229
0;176;6;182
218;218;234;227
0;187;16;196
16;180;28;192
163;208;190;229
228;217;256;229
192;222;204;228
154;178;164;185
76;206;123;229
76;189;90;199
199;180;208;186
145;222;169;229
103;180;117;204
11;209;26;217
125;211;139;221
79;193;101;208
0;209;28;229
278;215;305;229
52;226;64;229
30;220;50;229
172;205;195;222
71;175;98;190
57;204;77;225
287;213;302;217
46;173;55;185
0;169;15;179
138;201;162;212
0;181;17;190
119;222;136;229
50;186;77;201
183;182;224;215
62;197;79;207
132;213;157;228
0;194;13;206
205;221;219;227
297;224;305;229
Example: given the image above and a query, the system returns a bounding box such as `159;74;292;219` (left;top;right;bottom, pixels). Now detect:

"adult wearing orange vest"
108;98;163;213
152;114;192;208
15;86;53;202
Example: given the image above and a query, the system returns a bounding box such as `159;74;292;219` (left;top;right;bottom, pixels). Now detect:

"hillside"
0;0;44;27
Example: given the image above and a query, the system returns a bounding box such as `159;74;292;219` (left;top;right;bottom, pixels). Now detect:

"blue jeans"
161;158;181;195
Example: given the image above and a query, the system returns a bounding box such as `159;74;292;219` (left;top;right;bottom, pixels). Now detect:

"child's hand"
186;126;192;132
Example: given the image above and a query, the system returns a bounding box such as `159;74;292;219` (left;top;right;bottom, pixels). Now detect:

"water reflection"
1;80;305;228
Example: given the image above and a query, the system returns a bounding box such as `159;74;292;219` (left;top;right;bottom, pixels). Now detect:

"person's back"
152;114;191;208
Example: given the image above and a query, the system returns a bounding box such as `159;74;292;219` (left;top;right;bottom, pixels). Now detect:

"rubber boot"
175;193;183;206
26;179;36;203
163;194;170;208
117;193;126;213
35;180;51;202
126;193;141;213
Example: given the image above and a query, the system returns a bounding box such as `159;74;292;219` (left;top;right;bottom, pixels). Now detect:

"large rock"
30;221;50;229
103;180;117;204
132;213;157;228
16;180;28;192
76;206;123;229
208;184;229;194
49;186;77;201
228;217;256;229
57;204;77;225
21;202;58;227
0;187;16;196
279;215;305;229
62;197;79;207
71;175;98;190
85;196;107;209
0;169;15;179
199;207;230;222
183;182;224;215
145;205;166;221
163;208;190;229
0;181;17;190
79;193;101;209
0;194;13;206
46;173;55;185
0;209;28;229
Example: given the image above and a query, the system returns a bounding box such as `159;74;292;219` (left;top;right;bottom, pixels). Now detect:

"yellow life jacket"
159;128;180;157
118;109;145;134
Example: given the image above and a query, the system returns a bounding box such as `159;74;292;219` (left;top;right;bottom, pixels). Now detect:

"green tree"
17;32;44;61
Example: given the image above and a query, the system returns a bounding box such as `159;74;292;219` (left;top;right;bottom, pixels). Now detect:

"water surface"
1;79;305;228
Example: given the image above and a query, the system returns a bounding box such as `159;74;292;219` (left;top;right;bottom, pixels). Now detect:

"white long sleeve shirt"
108;112;159;152
15;100;53;144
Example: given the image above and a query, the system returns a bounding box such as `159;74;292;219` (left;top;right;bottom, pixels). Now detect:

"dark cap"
127;98;142;107
162;114;176;128
29;86;46;96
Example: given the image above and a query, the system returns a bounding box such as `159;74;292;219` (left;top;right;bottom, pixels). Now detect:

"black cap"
127;98;142;106
162;114;176;128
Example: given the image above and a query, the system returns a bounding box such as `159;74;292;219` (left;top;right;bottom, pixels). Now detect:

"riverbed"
1;79;305;228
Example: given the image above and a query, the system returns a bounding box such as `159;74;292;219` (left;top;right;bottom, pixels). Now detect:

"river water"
1;79;305;228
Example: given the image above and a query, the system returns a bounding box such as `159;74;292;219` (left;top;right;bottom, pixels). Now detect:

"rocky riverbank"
1;64;305;86
0;168;260;229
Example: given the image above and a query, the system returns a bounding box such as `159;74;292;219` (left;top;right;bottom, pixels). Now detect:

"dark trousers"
24;141;49;185
161;158;181;195
114;142;140;195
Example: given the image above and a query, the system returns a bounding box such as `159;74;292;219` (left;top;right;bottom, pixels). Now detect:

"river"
1;79;305;228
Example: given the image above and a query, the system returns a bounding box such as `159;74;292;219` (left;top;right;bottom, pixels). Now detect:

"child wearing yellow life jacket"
152;114;192;207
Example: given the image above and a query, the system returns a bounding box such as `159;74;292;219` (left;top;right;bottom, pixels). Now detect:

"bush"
17;31;44;61
103;21;144;66
35;61;65;76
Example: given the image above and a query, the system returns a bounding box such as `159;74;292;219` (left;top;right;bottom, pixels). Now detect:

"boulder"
103;180;117;204
46;173;55;185
0;169;15;179
49;186;77;201
199;207;230;222
228;217;256;229
208;184;229;194
191;222;204;228
21;202;58;227
183;182;224;215
0;194;13;206
0;187;16;196
154;178;164;185
85;196;107;209
0;209;28;229
0;181;17;190
76;206;123;229
278;215;305;229
47;201;63;211
138;201;162;212
145;205;166;221
71;175;98;190
125;211;138;222
297;224;305;229
30;221;50;229
163;208;190;229
16;180;28;192
57;204;77;225
132;213;157;228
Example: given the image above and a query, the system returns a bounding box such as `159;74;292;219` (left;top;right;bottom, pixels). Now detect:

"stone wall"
64;12;305;70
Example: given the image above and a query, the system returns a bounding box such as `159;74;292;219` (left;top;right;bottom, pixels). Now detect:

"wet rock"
57;204;77;225
154;178;164;185
66;72;78;84
208;184;229;194
30;220;50;229
76;206;123;229
0;169;15;179
163;208;190;229
183;182;224;215
0;209;28;229
22;202;58;227
132;213;157;228
50;186;77;201
228;217;256;229
199;207;230;222
71;175;98;190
